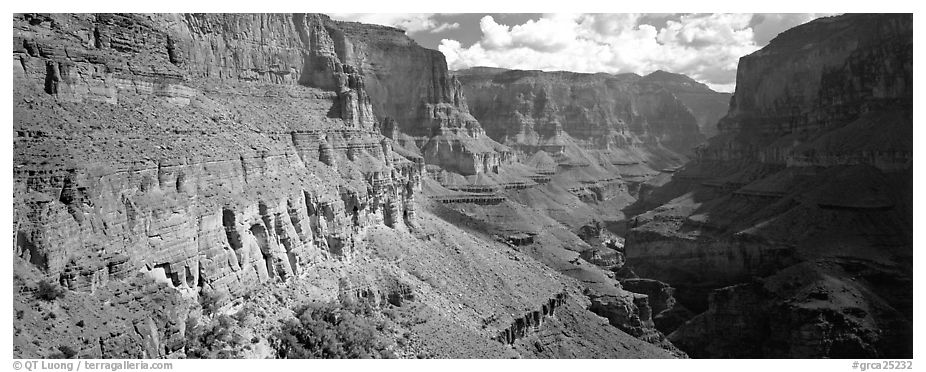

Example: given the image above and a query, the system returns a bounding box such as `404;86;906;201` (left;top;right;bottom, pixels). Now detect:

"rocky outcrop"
493;292;565;345
620;278;693;334
586;290;653;340
623;13;912;358
585;287;683;356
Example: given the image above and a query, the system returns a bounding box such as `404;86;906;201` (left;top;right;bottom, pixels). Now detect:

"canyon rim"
11;12;913;361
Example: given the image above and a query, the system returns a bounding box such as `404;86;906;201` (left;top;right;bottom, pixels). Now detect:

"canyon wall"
13;13;674;359
14;12;419;299
623;13;912;358
319;20;513;176
446;66;730;246
456;67;729;157
703;13;912;170
639;71;731;138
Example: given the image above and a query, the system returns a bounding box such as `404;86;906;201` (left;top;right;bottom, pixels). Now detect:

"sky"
328;13;835;92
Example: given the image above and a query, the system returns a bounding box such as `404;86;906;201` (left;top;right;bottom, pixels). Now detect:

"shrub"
35;279;65;301
185;314;244;358
232;303;256;324
198;288;226;315
271;302;394;359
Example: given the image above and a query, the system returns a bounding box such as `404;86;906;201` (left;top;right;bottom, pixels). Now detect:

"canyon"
12;12;677;359
623;13;913;358
12;12;912;359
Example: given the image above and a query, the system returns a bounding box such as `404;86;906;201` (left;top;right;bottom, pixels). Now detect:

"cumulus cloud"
439;13;827;92
329;13;459;34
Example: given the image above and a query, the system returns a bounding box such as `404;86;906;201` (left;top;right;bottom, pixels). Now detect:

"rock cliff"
622;13;912;358
639;71;731;138
456;67;729;156
14;12;419;301
704;13;912;170
319;20;512;176
13;13;674;359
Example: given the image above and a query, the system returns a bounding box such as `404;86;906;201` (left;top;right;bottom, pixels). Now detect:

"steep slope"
621;13;912;358
12;13;673;359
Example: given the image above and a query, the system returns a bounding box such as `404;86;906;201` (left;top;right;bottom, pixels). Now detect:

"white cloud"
328;13;459;34
440;13;828;92
429;22;460;34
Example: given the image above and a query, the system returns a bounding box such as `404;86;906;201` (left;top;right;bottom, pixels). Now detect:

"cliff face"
14;12;417;299
704;13;912;170
638;71;731;138
13;13;675;359
317;20;512;176
622;13;913;358
456;68;729;157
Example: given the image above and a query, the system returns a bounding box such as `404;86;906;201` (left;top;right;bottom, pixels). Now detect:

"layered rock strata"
14;13;421;298
702;13;912;170
493;292;566;345
319;19;513;176
623;13;912;358
456;67;729;157
452;67;728;209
